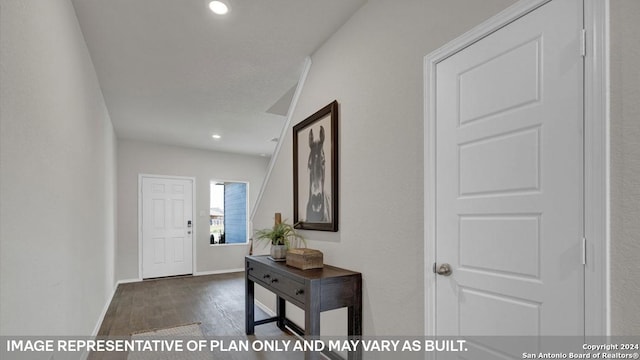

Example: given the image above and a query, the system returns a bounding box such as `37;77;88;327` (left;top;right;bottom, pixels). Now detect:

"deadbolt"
436;263;452;276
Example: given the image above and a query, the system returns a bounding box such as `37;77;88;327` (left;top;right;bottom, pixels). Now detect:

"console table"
245;255;362;360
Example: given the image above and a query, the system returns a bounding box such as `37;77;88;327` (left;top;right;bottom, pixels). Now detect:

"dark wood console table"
245;255;362;360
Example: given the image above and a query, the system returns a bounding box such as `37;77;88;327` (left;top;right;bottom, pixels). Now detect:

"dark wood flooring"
90;271;303;360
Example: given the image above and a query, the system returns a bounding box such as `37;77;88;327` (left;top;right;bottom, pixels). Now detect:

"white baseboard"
117;277;141;284
255;299;276;317
91;284;118;337
83;280;123;360
194;268;244;276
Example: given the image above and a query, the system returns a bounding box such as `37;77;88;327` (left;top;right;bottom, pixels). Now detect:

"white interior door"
141;176;193;279
432;0;584;341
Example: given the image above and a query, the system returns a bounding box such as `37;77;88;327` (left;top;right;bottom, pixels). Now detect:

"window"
210;181;248;245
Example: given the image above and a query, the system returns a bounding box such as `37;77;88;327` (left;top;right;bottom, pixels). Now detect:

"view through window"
209;181;248;245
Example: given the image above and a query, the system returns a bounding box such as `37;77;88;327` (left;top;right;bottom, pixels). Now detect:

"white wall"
117;139;269;281
610;0;640;336
0;0;117;335
253;0;515;336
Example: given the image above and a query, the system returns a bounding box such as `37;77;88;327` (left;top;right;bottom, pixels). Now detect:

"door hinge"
433;262;437;274
580;28;587;57
582;237;587;265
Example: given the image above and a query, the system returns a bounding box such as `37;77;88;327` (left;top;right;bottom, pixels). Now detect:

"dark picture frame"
293;100;339;232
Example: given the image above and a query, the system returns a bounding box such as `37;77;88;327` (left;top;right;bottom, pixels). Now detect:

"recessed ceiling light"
212;134;221;139
209;0;230;15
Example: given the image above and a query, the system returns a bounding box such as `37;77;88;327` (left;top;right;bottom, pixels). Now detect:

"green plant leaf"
254;220;306;249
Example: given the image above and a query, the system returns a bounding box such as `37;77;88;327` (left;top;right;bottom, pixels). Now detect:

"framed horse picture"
293;100;339;232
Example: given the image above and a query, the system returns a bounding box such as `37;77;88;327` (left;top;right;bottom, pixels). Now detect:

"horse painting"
305;126;331;222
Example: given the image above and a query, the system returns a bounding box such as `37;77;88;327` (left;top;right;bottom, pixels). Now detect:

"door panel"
458;37;541;125
434;0;584;342
459;127;540;196
459;214;540;278
458;287;540;336
142;177;193;279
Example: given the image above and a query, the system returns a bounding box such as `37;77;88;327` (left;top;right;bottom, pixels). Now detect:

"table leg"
276;296;286;331
347;276;362;360
304;282;321;360
245;278;255;335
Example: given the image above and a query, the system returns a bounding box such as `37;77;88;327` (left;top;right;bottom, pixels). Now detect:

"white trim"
116;278;141;285
209;242;249;247
423;0;609;337
194;268;245;276
423;50;437;338
255;299;276;317
138;174;197;280
90;277;146;336
250;57;312;221
90;283;119;336
424;0;553;67
209;178;251;245
583;0;610;336
85;278;136;359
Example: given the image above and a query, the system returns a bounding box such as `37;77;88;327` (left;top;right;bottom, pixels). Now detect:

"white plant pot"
270;244;287;260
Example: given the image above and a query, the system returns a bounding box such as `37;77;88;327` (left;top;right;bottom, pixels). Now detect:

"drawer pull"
271;278;278;283
295;289;304;296
248;267;254;271
263;274;270;279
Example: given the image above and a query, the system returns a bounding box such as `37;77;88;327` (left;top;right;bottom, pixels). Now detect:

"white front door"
431;0;584;341
141;176;193;279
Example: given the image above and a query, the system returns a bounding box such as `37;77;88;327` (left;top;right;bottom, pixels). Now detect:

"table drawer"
247;261;272;284
247;260;306;307
269;272;305;307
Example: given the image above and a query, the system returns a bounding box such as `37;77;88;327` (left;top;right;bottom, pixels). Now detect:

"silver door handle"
436;263;452;276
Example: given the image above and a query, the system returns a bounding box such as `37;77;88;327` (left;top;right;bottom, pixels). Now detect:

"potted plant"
254;221;305;260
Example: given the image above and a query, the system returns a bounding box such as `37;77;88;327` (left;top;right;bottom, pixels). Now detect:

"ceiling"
72;0;367;157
